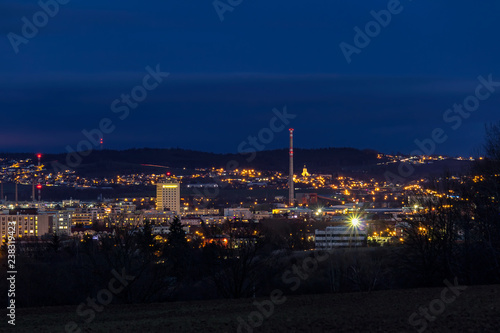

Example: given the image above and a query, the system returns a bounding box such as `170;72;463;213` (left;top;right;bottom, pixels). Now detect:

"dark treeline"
399;122;500;287
1;219;391;310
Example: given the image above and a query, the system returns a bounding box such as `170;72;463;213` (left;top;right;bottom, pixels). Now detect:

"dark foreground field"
10;284;500;333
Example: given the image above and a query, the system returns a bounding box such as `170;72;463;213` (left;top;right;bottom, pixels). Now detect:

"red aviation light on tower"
37;154;42;159
37;184;42;202
288;128;294;206
166;172;171;176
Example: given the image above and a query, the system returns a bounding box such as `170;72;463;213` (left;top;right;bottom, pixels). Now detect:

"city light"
351;217;360;227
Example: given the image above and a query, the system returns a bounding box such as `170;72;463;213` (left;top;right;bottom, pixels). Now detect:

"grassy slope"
9;285;500;333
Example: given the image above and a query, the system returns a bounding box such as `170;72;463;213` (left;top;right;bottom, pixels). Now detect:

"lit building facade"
40;210;72;235
302;165;310;177
224;208;253;220
0;214;53;239
315;226;367;249
156;181;180;214
120;210;176;226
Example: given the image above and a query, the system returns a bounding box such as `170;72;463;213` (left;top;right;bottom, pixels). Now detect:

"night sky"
1;0;500;156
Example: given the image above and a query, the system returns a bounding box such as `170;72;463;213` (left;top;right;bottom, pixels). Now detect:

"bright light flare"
351;218;360;227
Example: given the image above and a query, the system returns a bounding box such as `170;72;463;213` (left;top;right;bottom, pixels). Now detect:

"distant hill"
0;148;472;180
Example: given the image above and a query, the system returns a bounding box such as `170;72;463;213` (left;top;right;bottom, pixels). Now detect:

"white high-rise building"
156;181;180;214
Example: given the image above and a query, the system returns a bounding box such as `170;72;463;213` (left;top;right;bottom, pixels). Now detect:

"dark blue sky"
1;0;500;156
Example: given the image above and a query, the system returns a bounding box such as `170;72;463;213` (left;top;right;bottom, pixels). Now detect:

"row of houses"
0;207;264;239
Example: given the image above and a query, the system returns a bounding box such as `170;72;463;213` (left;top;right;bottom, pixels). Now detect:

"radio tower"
35;154;41;202
289;128;294;206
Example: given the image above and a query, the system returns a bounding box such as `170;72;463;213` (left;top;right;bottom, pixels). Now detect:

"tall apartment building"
54;211;72;235
40;210;72;235
0;214;53;239
72;209;93;226
156;181;180;214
